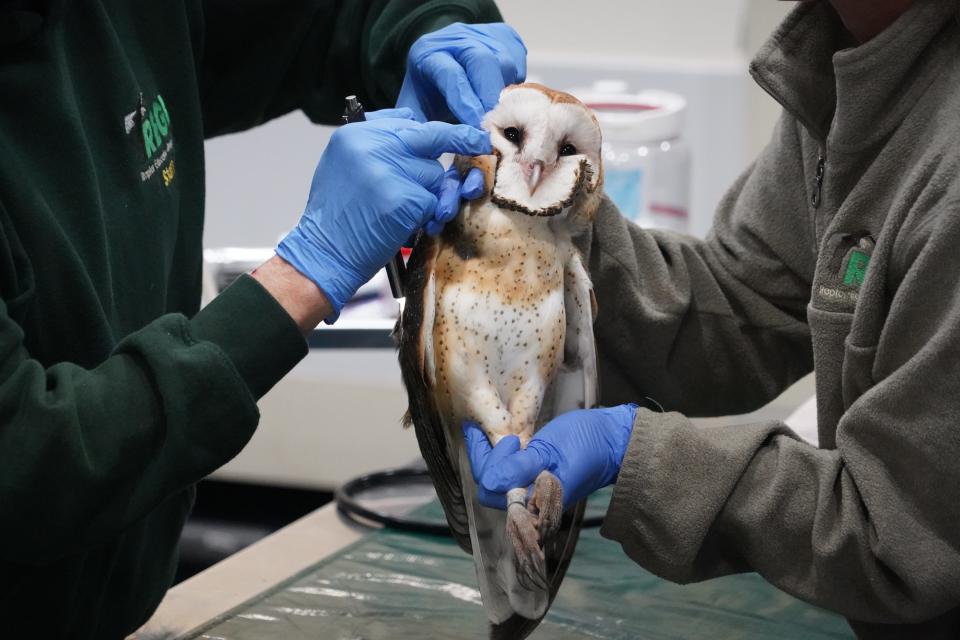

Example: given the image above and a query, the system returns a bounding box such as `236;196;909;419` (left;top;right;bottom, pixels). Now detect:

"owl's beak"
527;161;544;194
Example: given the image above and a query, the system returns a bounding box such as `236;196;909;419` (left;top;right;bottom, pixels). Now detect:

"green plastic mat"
190;492;851;639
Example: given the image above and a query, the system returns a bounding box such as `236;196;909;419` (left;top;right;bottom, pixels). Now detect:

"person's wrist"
276;219;369;317
614;403;639;462
251;255;333;336
601;404;639;485
617;402;639;441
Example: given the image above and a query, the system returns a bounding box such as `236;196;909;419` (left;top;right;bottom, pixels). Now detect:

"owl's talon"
506;499;547;591
529;470;564;542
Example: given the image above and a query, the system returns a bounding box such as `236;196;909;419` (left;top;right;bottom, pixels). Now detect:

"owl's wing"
397;232;473;554
546;248;599;415
490;247;598;640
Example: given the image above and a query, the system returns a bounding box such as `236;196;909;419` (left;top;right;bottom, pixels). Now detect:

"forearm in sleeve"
0;275;306;563
585;115;816;416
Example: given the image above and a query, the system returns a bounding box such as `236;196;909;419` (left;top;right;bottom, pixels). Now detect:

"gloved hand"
428;162;485;237
276;108;490;321
397;22;527;128
463;404;639;510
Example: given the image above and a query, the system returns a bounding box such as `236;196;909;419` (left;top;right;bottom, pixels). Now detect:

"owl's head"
482;83;603;220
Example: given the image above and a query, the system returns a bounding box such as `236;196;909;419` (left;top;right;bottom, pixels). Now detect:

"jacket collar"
750;0;959;152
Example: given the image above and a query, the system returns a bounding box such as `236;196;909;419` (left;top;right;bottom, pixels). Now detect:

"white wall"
496;0;747;60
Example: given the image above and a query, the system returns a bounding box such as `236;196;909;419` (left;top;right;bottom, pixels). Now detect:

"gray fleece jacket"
590;1;960;637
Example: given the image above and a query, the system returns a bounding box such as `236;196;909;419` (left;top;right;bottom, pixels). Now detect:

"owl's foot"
528;470;563;541
505;488;548;591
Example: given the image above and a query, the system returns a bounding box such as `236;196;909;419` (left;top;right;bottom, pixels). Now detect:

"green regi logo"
142;95;171;159
843;249;871;287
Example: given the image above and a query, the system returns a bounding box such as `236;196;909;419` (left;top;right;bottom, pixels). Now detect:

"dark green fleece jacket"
590;1;960;637
0;0;500;637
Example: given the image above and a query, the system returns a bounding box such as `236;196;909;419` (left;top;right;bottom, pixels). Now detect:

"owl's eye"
503;127;522;144
559;142;578;156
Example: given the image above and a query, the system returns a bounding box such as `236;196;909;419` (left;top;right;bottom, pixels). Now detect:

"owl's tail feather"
483;498;587;640
461;442;586;638
489;615;538;640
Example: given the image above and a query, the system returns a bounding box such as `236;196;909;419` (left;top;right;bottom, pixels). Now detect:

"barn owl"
397;83;602;639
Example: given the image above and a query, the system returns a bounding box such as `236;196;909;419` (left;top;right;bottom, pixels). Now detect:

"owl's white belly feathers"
430;202;567;446
438;276;565;444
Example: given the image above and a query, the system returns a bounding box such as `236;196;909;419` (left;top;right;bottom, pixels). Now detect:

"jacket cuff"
189;274;308;399
600;408;662;557
600;408;773;583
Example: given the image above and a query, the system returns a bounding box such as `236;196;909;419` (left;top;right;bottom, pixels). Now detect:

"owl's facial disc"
490;153;592;217
483;85;602;218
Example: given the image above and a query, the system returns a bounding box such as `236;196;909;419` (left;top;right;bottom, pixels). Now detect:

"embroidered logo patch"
842;248;871;287
141;94;171;161
123;92;176;187
814;232;875;311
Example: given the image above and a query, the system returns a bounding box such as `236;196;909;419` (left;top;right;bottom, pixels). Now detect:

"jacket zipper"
811;150;825;208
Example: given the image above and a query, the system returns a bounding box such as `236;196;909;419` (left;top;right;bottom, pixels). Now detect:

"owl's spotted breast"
431;199;566;443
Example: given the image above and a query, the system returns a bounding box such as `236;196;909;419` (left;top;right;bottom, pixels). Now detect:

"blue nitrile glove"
397;22;527;128
276;108;490;321
429;162;486;237
463;404;639;510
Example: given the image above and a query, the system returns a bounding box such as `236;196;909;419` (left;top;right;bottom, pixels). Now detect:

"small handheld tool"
342;95;407;299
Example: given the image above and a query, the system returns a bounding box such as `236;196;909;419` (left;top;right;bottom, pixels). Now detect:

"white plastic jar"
569;81;691;232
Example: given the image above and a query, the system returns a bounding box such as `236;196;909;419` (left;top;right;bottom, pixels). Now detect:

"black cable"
335;467;604;536
334;468;453;536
